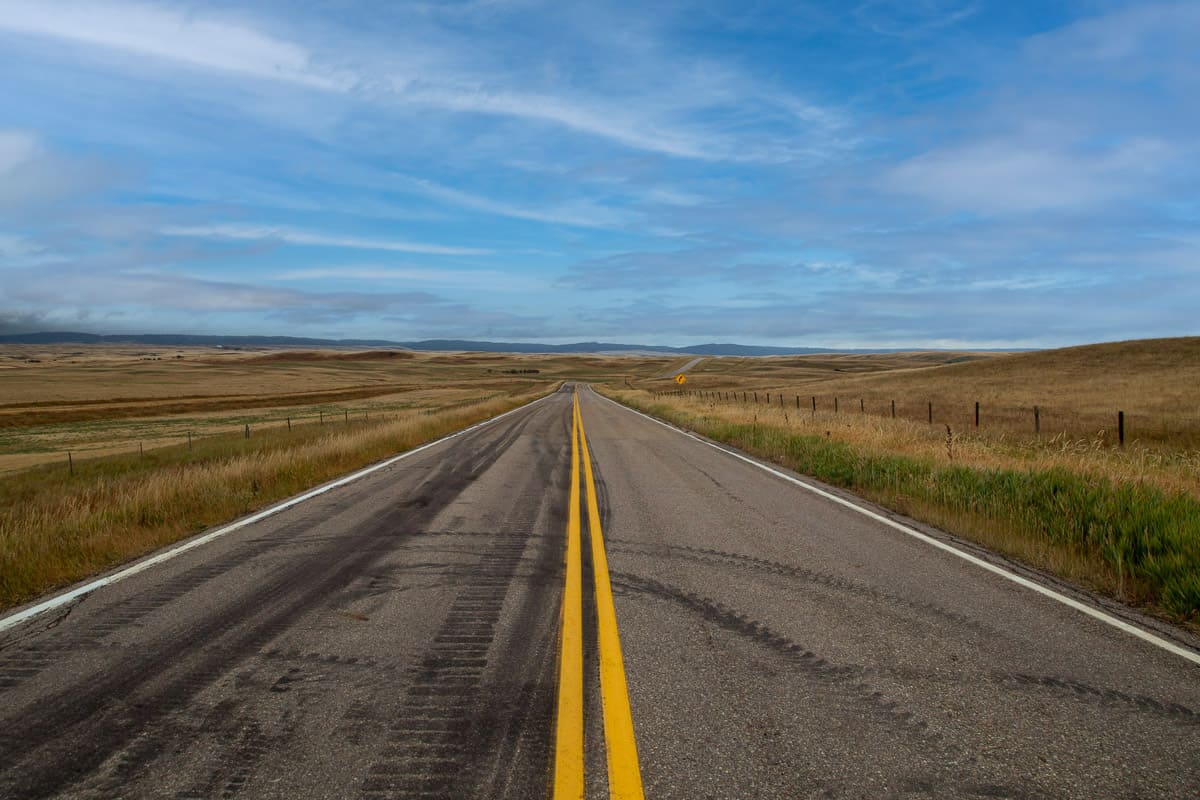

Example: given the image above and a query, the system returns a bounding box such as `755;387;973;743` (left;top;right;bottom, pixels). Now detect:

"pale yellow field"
637;338;1200;447
0;345;671;473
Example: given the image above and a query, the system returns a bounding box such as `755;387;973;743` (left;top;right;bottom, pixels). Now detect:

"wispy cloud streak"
0;0;350;89
161;224;491;256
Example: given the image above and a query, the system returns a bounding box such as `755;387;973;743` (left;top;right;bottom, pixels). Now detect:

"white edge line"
0;391;559;634
590;388;1200;667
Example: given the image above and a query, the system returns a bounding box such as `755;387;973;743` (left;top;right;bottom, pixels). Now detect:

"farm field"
0;345;666;474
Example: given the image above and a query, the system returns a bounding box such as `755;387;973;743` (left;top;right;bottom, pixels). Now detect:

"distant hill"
0;331;986;356
0;332;404;348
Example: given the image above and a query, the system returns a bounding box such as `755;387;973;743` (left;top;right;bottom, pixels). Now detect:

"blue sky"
0;0;1196;347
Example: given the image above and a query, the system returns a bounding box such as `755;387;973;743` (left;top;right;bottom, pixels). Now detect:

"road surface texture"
658;358;704;379
2;384;1198;799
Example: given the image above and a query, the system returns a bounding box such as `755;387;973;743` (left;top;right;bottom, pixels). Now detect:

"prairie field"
5;339;1198;624
603;338;1200;625
0;345;666;609
650;338;1200;447
0;345;667;474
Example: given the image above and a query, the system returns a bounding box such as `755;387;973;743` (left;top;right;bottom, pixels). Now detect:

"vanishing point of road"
2;385;1198;799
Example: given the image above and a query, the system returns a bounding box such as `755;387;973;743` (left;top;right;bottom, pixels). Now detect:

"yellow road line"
577;397;646;800
552;393;584;799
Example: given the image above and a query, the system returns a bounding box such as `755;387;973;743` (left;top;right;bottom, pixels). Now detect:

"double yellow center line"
553;391;645;800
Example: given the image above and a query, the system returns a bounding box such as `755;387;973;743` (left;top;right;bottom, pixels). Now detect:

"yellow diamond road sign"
675;374;687;385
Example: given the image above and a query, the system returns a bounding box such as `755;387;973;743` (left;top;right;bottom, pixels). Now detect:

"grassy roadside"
601;388;1200;627
0;386;557;612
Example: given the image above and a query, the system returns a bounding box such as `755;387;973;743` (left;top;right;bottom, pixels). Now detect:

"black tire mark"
171;715;282;800
609;540;1000;638
996;672;1200;726
611;572;936;739
0;408;540;689
0;403;548;799
356;401;568;800
357;542;534;799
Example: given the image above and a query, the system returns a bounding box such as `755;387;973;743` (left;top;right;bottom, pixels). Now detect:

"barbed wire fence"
652;389;1200;450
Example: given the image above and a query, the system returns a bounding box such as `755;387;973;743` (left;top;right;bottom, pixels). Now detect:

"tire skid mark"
612;572;940;740
615;570;1200;736
339;537;555;605
610;540;1000;638
359;538;528;800
54;604;303;800
0;405;544;800
182;717;278;800
996;672;1200;725
258;648;379;671
356;401;566;800
611;545;1200;728
0;537;280;690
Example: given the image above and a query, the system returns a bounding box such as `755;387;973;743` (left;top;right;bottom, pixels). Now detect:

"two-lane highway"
2;384;1199;799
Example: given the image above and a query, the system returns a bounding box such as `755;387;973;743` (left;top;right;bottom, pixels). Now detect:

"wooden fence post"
928;402;933;424
1034;406;1040;434
975;401;980;428
187;430;192;450
891;400;895;418
811;396;816;416
860;398;865;414
244;424;250;439
834;397;839;414
1118;410;1125;447
68;450;74;476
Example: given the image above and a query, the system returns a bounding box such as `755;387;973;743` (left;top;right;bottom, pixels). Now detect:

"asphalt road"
659;358;704;379
2;384;1199;799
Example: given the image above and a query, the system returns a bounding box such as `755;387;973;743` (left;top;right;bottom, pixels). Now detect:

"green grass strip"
626;398;1200;622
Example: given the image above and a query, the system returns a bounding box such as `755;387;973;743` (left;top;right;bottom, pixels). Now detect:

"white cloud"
883;139;1175;214
0;130;41;173
0;129;118;211
403;84;720;160
0;2;845;163
1024;2;1200;71
641;188;708;207
853;0;980;38
161;223;491;256
0;232;39;259
397;174;631;228
3;265;445;315
272;266;543;291
0;0;349;90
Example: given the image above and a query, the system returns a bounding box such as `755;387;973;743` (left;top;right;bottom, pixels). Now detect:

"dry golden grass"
641;338;1200;447
619;391;1200;500
0;344;670;404
0;345;671;473
0;346;675;610
604;388;1200;625
0;389;551;610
